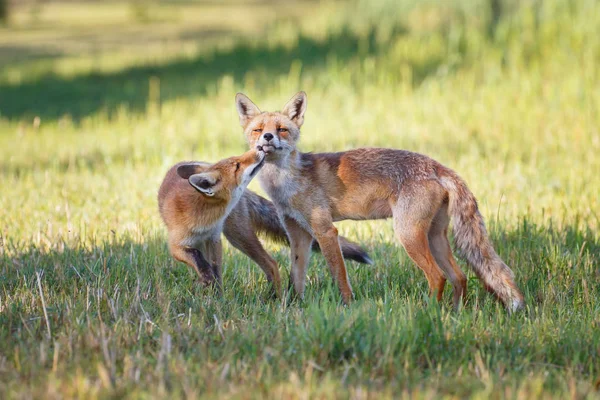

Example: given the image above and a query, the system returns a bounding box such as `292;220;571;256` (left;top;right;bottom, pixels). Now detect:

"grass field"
1;0;600;398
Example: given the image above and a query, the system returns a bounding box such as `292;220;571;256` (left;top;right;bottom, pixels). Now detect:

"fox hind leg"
223;224;282;297
428;203;467;309
392;180;447;302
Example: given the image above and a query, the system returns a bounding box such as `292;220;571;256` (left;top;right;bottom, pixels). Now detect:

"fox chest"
181;220;223;248
180;204;229;248
259;173;313;233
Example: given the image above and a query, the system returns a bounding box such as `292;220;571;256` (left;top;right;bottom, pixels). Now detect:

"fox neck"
262;149;303;175
259;150;304;201
262;147;296;168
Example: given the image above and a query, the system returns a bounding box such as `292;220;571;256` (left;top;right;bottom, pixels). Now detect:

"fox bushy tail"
439;171;525;312
244;191;373;265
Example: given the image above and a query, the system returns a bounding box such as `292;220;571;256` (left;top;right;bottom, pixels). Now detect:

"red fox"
235;92;525;312
158;149;372;295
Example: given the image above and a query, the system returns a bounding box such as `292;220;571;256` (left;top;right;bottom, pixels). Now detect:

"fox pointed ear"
189;172;219;196
177;162;211;179
235;93;261;127
282;91;307;127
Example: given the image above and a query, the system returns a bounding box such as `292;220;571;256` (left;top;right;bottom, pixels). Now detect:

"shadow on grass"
2;218;598;315
1;219;599;395
0;235;217;337
0;22;445;122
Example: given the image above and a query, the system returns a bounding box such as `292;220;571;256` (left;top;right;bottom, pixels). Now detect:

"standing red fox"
158;149;372;295
235;91;525;312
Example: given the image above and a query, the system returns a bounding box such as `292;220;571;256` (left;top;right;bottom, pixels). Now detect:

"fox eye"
235;162;240;171
278;127;288;132
253;128;263;134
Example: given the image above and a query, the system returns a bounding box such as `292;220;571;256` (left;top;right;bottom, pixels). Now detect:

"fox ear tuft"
282;91;307;128
189;172;218;196
177;162;211;179
236;93;261;127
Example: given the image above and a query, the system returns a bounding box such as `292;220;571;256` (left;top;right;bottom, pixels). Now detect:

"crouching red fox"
158;149;372;295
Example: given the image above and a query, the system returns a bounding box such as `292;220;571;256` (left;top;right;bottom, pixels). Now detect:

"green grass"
1;0;600;398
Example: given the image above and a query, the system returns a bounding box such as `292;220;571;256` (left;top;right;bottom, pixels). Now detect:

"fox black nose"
263;133;274;141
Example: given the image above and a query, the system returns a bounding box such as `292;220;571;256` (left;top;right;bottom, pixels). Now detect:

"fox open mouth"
256;144;281;154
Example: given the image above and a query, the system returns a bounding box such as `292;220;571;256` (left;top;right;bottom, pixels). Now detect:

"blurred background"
1;0;599;249
2;0;598;235
1;1;600;398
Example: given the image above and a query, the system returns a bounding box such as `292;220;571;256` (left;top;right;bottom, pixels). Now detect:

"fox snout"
256;132;283;155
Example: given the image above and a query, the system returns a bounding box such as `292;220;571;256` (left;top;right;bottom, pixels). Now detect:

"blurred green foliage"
1;0;599;398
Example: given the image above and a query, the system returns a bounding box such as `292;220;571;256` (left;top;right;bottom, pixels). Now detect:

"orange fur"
158;150;374;296
158;150;281;292
236;92;525;312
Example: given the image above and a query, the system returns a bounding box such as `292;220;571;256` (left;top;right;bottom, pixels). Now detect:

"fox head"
235;91;307;161
177;149;265;200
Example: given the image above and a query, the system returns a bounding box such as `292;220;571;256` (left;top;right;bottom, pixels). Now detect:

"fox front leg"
311;212;354;304
203;239;223;290
282;217;313;300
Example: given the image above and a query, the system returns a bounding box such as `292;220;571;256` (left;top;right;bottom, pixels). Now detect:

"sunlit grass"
1;0;599;398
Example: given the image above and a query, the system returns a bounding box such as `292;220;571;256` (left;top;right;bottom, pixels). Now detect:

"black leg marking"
185;248;218;286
